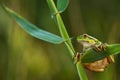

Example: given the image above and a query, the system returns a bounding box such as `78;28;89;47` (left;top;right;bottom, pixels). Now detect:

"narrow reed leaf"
4;7;63;44
81;44;120;63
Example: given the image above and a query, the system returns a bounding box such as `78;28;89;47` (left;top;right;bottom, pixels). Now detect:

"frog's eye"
83;34;88;38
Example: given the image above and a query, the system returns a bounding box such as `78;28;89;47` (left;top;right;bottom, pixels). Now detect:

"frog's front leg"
92;43;107;52
92;43;115;64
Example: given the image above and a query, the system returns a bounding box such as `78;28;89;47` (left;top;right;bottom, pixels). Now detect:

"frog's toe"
101;43;108;51
93;46;101;52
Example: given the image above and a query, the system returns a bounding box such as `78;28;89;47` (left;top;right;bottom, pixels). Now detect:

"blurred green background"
0;0;120;80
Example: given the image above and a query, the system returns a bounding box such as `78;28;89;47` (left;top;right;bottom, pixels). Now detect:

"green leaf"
4;7;64;44
57;0;69;13
81;44;120;63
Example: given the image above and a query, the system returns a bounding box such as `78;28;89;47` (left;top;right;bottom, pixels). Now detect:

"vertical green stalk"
76;62;88;80
47;0;88;80
47;0;74;56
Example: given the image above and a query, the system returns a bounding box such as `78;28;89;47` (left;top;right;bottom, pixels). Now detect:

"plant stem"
47;0;75;56
47;0;88;80
76;62;88;80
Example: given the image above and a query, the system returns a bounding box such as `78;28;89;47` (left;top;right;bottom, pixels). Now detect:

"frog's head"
77;34;99;46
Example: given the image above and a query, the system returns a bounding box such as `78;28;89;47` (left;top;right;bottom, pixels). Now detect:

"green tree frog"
75;34;114;72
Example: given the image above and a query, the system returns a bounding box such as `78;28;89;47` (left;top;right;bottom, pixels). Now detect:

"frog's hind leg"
72;52;81;64
107;55;115;64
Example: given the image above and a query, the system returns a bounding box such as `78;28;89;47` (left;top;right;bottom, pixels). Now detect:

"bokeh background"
0;0;120;80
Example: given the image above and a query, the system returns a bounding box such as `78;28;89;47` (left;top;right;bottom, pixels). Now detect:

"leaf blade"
57;0;69;12
4;7;63;44
81;44;120;63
